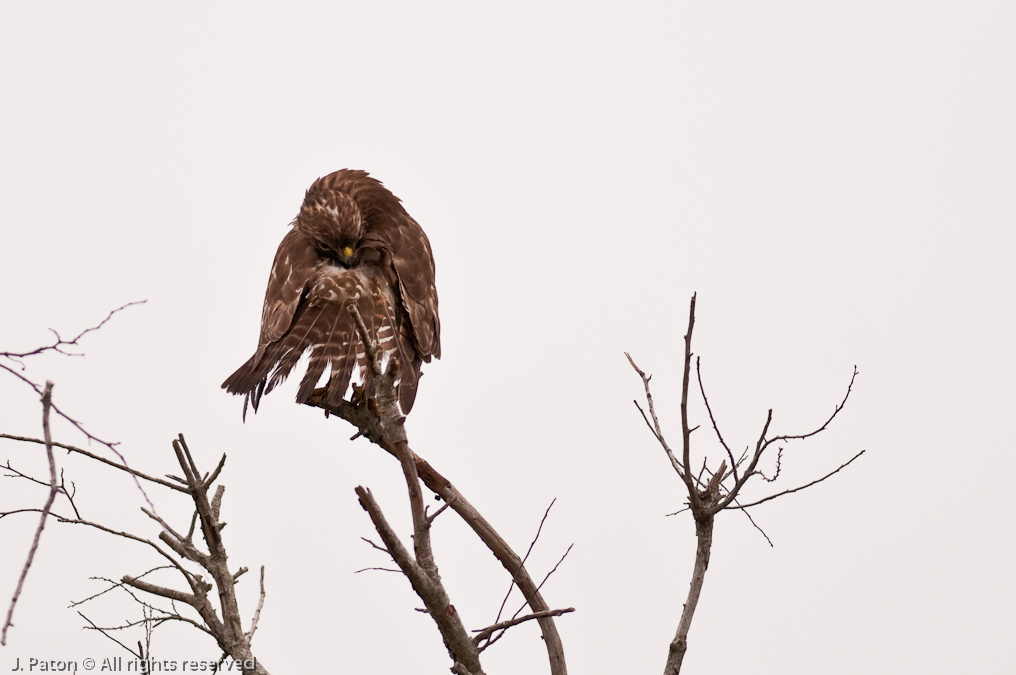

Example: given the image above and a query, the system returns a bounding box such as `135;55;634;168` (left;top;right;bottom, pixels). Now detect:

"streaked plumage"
222;170;440;416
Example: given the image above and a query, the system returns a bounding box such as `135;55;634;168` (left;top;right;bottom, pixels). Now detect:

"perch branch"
306;387;569;675
347;305;483;673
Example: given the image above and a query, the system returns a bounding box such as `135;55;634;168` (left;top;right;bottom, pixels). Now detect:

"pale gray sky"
1;2;1013;673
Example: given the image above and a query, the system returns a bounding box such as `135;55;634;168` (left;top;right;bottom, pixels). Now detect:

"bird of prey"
222;170;440;417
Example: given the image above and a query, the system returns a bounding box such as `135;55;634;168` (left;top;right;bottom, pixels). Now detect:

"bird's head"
297;190;363;266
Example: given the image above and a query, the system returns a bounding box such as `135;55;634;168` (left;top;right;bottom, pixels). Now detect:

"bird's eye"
342;246;354;258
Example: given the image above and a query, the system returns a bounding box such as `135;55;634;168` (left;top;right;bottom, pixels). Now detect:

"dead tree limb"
479;542;574;652
346;306;485;674
493;499;557;628
0;434;188;493
1;381;57;645
356;486;483;674
627;293;863;675
473;607;576;646
2;307;261;671
305;387;570;675
301;306;571;674
0;302;157;512
2;431;268;674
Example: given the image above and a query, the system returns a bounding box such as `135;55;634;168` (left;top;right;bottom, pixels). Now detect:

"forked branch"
627;294;863;675
1;307;259;671
348;306;484;675
303;306;569;675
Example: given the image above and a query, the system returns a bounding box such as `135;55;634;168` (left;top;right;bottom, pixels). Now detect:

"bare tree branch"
427;502;450;523
473;607;575;646
1;307;263;673
709;410;773;515
664;462;724;675
730;450;866;510
679;294;699;507
0;301;146;362
494;499;557;626
754;447;783;483
712;368;858;515
626;353;685;478
78;610;142;658
19;433;270;674
70;569;175;607
0;434;188;493
0;303;149;473
56;516;200;588
482;523;573;652
628;294;863;675
118;575;201;609
481;542;576;652
354;566;402;574
348;305;485;674
765;367;859;446
2;381;58;646
0;507;72;521
245;567;265;647
696;356;739;486
305;388;570;675
531;543;574;599
355;486;484;673
739;504;774;547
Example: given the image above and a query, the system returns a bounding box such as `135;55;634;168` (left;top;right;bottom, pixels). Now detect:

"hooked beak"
338;246;355;266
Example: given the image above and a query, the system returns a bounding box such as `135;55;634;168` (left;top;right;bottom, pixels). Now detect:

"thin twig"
696;357;740;486
0;434;187;493
427;502;450;523
56;516;200;588
710;410;773;515
529;544;573;604
485;543;575;651
627;354;685;477
0;303;159;513
739;506;773;547
0;301;146;361
0;508;72;520
70;569;175;607
77;611;142;658
354;567;402;574
494;499;557;626
730;451;866;510
474;608;575;646
754;447;783;483
360;537;390;555
764;367;859;446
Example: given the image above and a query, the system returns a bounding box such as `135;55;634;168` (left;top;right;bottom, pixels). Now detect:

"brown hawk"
222;170;441;417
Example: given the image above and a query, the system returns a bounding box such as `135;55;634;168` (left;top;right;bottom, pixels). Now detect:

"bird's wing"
258;227;319;351
224;263;420;412
379;214;442;361
221;226;318;410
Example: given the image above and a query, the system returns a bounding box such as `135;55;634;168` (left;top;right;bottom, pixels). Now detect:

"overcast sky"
1;2;1013;674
